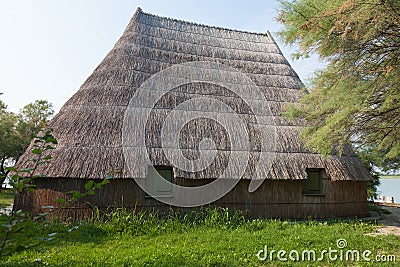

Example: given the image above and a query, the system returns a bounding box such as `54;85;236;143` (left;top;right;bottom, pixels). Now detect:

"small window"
145;166;173;198
302;169;324;195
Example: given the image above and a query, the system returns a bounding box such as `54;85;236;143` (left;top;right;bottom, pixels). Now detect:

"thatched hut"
15;8;371;219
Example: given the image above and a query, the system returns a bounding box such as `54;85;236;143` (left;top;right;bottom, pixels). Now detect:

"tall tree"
18;100;55;145
0;98;54;187
0;101;23;185
277;0;400;172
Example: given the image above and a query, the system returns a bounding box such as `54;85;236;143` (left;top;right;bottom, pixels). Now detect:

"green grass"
380;175;400;179
0;208;399;266
0;190;14;209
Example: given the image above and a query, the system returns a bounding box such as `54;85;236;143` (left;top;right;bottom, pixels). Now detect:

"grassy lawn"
380;175;400;179
0;208;399;266
0;190;14;209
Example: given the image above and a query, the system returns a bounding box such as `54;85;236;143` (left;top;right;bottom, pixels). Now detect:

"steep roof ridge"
125;8;301;84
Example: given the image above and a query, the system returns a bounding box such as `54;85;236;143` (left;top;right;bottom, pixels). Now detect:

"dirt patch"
367;204;400;236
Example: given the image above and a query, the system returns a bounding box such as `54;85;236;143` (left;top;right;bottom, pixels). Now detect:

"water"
377;179;400;204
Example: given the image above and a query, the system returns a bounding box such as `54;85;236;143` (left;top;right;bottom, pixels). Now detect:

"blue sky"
0;0;324;113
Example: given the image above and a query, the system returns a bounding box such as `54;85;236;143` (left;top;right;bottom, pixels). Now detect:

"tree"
277;0;400;172
0;98;54;187
0;103;23;186
18;100;55;147
356;148;381;199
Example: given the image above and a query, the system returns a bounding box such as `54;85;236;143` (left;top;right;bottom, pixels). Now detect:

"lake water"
377;179;400;204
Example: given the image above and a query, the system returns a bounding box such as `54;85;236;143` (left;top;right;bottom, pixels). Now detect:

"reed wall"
14;178;369;220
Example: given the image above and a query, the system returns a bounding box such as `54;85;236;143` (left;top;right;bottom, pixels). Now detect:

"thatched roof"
17;7;371;181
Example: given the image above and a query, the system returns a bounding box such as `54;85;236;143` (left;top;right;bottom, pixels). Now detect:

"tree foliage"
0;97;54;186
19;100;54;141
277;0;400;171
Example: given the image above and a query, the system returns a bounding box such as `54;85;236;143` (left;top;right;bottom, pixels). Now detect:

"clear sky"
0;0;324;113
